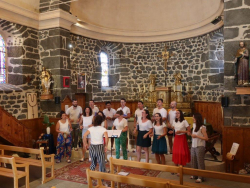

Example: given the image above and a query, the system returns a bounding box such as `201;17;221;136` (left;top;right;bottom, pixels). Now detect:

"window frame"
0;33;7;84
99;50;109;87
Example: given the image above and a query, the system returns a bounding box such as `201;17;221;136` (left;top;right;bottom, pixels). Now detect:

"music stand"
106;130;122;157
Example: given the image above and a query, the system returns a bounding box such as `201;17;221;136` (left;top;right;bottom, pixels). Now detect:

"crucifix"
158;46;174;86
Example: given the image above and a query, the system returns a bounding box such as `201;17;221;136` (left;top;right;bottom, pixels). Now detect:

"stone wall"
0;19;40;119
224;0;250;126
70;29;224;103
39;0;70;13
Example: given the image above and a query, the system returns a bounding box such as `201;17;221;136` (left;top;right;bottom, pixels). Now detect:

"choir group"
54;98;208;183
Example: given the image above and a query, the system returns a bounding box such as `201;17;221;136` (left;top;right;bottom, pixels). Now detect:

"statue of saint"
235;42;250;85
174;73;182;85
40;67;53;95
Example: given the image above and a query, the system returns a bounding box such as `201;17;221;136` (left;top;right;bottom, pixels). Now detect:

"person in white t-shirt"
103;101;116;149
150;113;167;164
134;109;153;163
152;99;167;122
83;115;108;172
168;110;191;168
113;110;128;160
116;98;131;151
133;101;144;152
79;107;94;162
167;101;178;154
89;99;99;116
55;111;73;163
190;113;208;183
66;99;82;151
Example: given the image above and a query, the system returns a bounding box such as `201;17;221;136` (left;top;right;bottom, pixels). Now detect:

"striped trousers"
89;144;106;172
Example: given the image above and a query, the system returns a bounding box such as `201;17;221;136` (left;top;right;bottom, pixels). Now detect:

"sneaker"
74;148;78;151
89;157;92;162
195;178;202;183
56;160;61;163
67;159;71;163
132;149;136;153
190;176;194;179
80;158;84;162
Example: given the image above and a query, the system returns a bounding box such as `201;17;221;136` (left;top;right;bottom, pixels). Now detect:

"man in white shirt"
66;99;83;151
152;99;167;122
167;101;178;154
89;99;99;116
117;98;131;151
103;101;116;149
133;101;144;152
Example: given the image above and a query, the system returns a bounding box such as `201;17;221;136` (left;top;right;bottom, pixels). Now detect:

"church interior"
0;0;250;187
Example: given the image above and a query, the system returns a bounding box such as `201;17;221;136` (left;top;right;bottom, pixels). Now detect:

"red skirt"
172;134;190;166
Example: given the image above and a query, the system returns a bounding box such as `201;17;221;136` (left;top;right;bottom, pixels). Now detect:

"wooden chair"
205;133;220;160
0;156;29;188
86;169;168;188
0;144;55;184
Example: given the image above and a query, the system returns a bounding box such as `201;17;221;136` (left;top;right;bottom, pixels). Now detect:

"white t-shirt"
134;108;144;123
117;106;131;117
66;106;82;124
103;108;116;128
168;109;177;125
113;118;128;130
101;121;106;128
153;108;167;120
173;120;189;135
138;119;153;131
59;119;70;133
88;126;107;145
192;123;206;148
91;106;99;116
153;123;166;135
82;115;93;129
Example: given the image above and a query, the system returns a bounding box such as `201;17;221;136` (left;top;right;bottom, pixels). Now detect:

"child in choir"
168;110;191;172
79;107;94;162
134;109;153;163
98;111;108;162
83;115;108;173
150;113;167;164
191;113;208;183
112;110;128;160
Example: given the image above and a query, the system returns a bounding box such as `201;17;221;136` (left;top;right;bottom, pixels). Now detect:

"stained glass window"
0;34;6;84
100;52;109;87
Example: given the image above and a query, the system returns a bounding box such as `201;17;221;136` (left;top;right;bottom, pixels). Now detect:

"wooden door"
75;93;86;110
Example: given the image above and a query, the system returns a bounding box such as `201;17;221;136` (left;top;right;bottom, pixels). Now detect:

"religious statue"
174;72;182;85
40;67;53;99
234;41;250;85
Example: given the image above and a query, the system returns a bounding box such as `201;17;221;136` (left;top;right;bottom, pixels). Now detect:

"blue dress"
152;125;168;154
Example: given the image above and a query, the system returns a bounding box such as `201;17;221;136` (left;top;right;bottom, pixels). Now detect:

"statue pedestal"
41;94;54;100
236;87;250;95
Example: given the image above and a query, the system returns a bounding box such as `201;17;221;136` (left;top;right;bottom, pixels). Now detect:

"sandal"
80;158;84;162
195;178;202;183
67;160;71;163
190;176;194;179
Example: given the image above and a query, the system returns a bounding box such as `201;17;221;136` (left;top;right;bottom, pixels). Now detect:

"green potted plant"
43;115;54;134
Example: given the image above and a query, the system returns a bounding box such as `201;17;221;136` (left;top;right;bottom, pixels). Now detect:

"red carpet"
47;160;161;187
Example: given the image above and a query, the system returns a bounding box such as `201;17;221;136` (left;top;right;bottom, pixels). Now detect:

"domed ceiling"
71;0;223;43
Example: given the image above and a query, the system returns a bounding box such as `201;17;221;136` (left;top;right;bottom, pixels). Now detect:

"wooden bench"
109;157;250;187
86;168;169;188
0;144;55;184
0;156;29;188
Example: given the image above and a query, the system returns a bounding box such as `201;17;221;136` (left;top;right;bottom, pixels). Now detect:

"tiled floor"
2;140;248;188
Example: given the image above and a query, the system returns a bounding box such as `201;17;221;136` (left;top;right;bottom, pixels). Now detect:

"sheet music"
230;143;239;156
106;130;122;138
107;130;114;137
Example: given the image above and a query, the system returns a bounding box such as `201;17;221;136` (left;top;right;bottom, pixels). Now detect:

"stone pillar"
40;0;70;13
39;27;71;117
224;0;250;126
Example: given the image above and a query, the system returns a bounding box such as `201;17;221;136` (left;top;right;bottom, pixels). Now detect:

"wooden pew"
168;184;191;188
0;156;29;188
86;168;169;188
0;144;55;184
110;157;250;187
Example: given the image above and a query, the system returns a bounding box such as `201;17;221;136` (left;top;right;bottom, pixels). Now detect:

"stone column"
39;28;71;117
224;0;250;126
40;0;70;13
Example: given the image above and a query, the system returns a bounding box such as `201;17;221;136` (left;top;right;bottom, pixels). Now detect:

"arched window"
100;51;109;87
0;34;6;84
